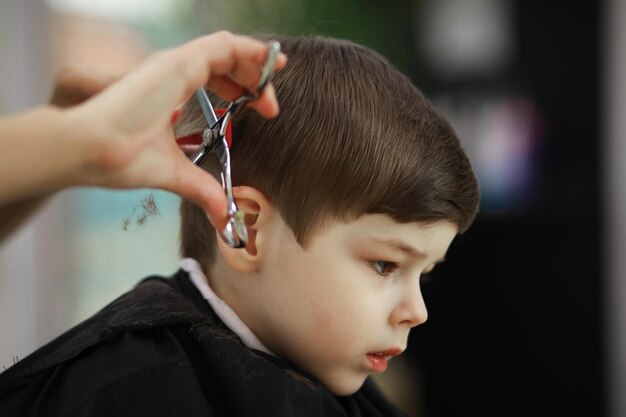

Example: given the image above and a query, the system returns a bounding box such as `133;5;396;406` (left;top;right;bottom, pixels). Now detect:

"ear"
215;186;274;273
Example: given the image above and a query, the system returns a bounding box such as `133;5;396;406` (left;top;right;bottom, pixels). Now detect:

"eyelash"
369;260;398;277
369;260;437;280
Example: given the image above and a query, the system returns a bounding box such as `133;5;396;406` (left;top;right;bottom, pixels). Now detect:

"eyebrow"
367;237;446;264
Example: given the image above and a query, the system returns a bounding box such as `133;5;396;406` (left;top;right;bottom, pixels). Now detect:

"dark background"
409;2;604;416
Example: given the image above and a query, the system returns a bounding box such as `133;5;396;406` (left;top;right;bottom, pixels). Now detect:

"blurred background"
0;0;623;416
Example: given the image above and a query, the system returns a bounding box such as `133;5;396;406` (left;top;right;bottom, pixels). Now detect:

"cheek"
310;307;335;333
272;240;377;347
308;301;362;356
304;271;371;348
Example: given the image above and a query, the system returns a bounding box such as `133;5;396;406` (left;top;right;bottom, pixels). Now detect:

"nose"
390;280;428;328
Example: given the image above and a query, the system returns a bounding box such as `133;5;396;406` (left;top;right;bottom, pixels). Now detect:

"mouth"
366;348;403;373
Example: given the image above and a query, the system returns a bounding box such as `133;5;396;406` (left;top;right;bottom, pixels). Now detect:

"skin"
0;68;123;241
209;186;458;396
0;31;287;243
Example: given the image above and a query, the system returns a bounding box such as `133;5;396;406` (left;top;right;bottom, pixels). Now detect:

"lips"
366;348;403;373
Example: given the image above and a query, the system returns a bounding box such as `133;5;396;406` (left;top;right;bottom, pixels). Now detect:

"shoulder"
1;325;213;417
0;272;217;417
2;272;205;382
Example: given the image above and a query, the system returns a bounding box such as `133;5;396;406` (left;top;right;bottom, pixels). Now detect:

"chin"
324;375;367;397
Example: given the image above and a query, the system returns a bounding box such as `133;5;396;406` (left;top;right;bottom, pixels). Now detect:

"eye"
369;260;397;277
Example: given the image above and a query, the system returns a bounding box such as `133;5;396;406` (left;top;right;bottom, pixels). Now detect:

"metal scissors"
190;40;281;248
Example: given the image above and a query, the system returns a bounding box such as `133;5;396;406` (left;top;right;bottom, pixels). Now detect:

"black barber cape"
0;269;407;417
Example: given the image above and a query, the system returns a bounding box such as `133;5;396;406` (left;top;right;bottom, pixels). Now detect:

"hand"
50;67;122;108
0;68;124;242
64;31;287;229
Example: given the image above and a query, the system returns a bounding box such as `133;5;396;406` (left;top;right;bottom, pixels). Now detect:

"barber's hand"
64;31;286;230
50;67;122;108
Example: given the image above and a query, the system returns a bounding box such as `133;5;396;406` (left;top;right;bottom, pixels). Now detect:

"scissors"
190;40;281;249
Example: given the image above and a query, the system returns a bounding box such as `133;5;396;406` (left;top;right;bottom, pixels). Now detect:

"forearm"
0;106;89;206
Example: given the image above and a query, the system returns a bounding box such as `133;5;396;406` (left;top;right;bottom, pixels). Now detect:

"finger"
275;52;288;70
205;75;247;102
51;67;124;107
225;52;287;97
90;32;284;138
205;53;285;118
246;83;280;117
87;33;261;129
180;32;287;99
165;160;229;230
178;144;202;154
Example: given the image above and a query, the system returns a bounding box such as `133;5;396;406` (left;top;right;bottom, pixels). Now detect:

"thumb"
165;160;228;230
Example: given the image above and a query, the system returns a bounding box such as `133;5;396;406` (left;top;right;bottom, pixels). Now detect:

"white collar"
180;258;275;357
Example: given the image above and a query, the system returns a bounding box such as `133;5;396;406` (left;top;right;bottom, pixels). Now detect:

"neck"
184;257;273;356
207;256;247;310
207;257;266;345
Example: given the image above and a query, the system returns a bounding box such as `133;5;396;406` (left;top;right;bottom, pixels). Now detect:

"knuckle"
55;66;81;86
199;31;235;53
214;30;234;42
147;49;171;65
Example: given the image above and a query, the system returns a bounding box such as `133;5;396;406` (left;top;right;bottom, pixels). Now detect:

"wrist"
48;104;103;189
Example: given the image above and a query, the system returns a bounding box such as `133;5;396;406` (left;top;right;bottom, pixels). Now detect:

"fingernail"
278;52;288;66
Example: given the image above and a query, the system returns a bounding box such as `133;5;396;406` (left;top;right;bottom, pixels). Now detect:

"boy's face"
229;212;457;396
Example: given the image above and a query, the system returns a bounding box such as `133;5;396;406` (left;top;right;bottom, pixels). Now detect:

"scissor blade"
195;89;218;127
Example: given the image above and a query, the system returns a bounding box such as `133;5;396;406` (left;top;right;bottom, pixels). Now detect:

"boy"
0;35;479;416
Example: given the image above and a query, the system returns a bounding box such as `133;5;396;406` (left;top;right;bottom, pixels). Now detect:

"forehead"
311;214;458;261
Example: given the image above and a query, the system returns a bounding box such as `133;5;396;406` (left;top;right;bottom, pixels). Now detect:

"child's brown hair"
175;35;479;270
